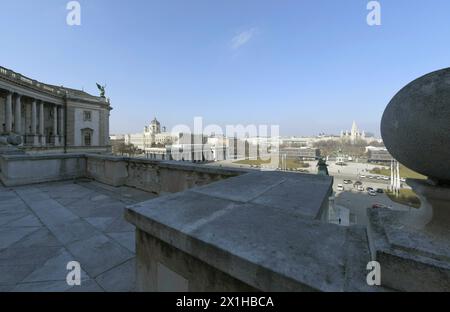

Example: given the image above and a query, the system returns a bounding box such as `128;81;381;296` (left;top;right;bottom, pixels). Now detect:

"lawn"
386;189;421;208
234;158;310;170
370;164;426;180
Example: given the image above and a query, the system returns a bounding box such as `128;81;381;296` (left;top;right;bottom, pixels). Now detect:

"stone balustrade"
0;153;245;195
0;66;63;97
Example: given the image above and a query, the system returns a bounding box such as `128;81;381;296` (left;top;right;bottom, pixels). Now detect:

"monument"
96;83;107;98
368;67;450;291
316;157;329;176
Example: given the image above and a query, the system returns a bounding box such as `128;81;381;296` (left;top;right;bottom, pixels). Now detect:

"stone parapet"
125;171;378;292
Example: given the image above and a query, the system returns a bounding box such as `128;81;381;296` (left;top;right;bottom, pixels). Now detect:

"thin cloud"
230;27;258;50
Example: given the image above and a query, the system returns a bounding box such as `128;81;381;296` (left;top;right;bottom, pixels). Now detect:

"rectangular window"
83;111;92;122
84;132;91;146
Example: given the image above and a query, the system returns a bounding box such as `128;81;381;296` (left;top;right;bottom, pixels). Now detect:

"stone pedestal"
25;135;40;146
33;135;40;146
53;135;60;146
367;179;450;292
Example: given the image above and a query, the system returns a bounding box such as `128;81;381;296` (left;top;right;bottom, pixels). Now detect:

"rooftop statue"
316;157;329;176
96;83;106;98
0;134;22;146
0;134;24;155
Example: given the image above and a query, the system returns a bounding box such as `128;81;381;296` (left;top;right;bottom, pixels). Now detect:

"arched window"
81;128;93;146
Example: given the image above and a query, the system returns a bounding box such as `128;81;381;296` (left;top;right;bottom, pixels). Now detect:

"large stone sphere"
381;68;450;183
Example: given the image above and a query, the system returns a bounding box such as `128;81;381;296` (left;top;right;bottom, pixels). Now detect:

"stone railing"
0;153;86;186
85;154;244;194
0;153;245;194
0;66;64;97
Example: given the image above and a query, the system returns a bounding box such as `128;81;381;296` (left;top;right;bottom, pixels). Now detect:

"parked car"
376;188;384;194
337;184;344;191
357;185;365;192
366;187;374;192
343;180;352;184
368;190;377;196
360;175;366;178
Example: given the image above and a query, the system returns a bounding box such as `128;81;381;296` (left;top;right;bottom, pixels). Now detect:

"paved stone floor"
0;179;157;292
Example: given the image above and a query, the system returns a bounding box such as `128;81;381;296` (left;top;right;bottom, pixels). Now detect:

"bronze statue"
316;157;329;176
96;83;106;98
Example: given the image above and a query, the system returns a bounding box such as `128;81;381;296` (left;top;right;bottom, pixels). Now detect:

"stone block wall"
0;154;86;186
0;153;243;194
84;155;243;195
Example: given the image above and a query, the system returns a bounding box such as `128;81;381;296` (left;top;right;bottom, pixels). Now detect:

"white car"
360;175;366;178
337;184;344;191
357;185;364;191
368;190;377;196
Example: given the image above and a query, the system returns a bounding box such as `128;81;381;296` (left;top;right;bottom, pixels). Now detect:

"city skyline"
2;1;450;136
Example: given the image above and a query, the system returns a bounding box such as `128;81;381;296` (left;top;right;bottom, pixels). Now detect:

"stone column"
5;92;12;133
39;101;46;145
59;107;64;145
14;94;22;134
31;100;39;146
53;105;59;146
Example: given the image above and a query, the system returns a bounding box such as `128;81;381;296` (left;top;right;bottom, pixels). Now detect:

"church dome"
151;117;160;126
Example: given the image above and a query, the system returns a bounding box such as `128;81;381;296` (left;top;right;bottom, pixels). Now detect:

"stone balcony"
0;154;246;291
0;152;448;292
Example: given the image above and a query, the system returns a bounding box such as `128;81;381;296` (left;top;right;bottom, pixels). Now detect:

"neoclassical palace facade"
0;66;111;153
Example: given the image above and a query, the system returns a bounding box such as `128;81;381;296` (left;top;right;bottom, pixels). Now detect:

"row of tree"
112;142;142;156
313;139;384;158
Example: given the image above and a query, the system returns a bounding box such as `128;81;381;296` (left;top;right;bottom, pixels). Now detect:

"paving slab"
46;219;100;245
107;231;135;253
10;228;62;249
0;264;37;286
25;199;79;226
22;248;89;283
0;227;41;249
95;258;136;292
0;180;156;291
6;214;42;227
13;280;79;292
66;234;134;277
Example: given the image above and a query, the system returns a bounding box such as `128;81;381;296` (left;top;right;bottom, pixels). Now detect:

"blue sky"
1;0;450;136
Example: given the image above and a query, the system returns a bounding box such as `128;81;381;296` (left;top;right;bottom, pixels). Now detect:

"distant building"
124;117;177;153
341;121;366;143
146;143;228;163
367;146;393;163
281;147;320;160
0;66;111;153
110;134;125;141
124;132;145;151
110;134;125;155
